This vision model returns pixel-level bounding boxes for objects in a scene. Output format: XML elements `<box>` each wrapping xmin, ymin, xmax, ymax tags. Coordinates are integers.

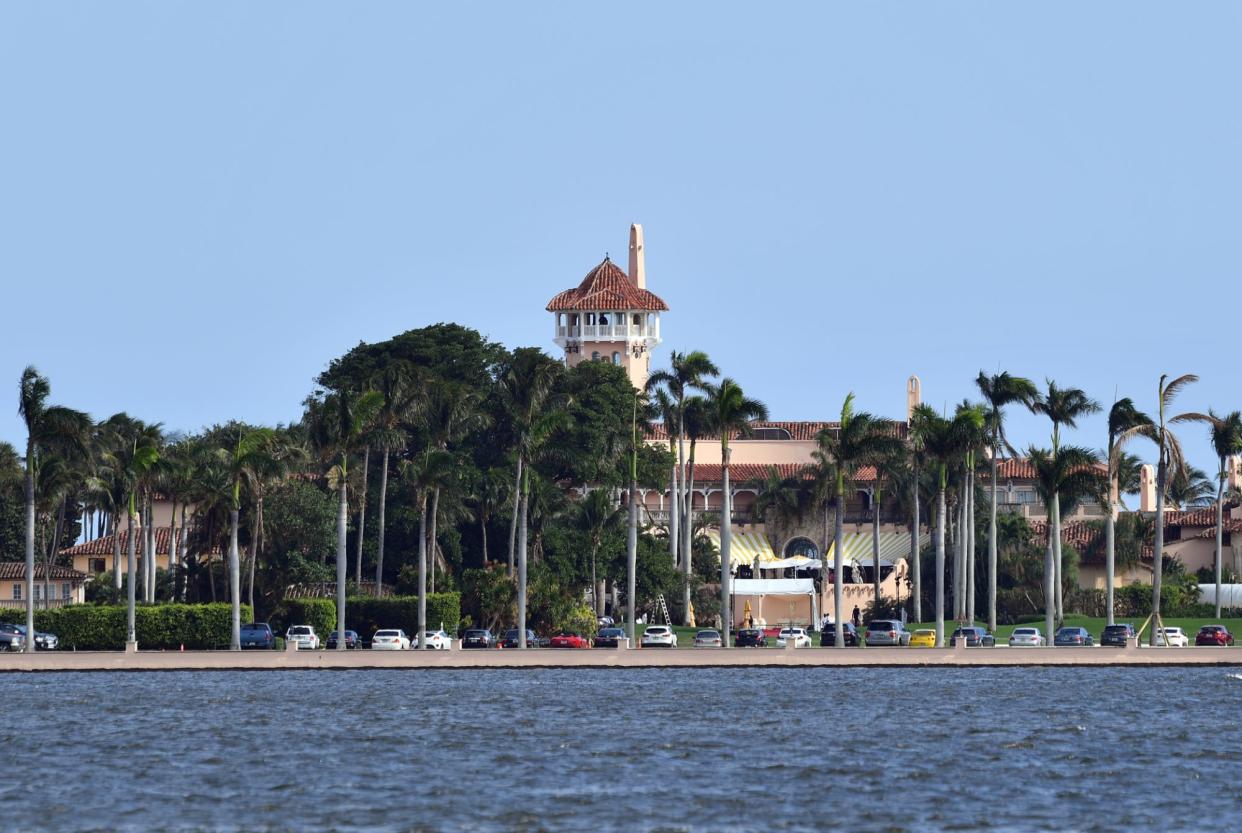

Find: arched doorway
<box><xmin>784</xmin><ymin>537</ymin><xmax>818</xmax><ymax>560</ymax></box>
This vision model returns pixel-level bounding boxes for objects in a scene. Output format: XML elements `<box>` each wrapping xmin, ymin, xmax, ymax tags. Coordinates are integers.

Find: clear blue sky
<box><xmin>2</xmin><ymin>3</ymin><xmax>1238</xmax><ymax>474</ymax></box>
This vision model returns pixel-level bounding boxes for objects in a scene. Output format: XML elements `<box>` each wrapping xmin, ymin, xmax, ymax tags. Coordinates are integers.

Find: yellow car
<box><xmin>908</xmin><ymin>629</ymin><xmax>937</xmax><ymax>648</ymax></box>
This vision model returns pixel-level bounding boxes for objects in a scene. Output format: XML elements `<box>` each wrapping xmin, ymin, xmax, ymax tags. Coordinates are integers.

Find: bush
<box><xmin>344</xmin><ymin>594</ymin><xmax>462</xmax><ymax>639</ymax></box>
<box><xmin>0</xmin><ymin>603</ymin><xmax>250</xmax><ymax>650</ymax></box>
<box><xmin>269</xmin><ymin>598</ymin><xmax>336</xmax><ymax>638</ymax></box>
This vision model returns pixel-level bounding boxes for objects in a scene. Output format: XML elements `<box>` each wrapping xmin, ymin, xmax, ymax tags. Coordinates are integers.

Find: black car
<box><xmin>501</xmin><ymin>628</ymin><xmax>539</xmax><ymax>648</ymax></box>
<box><xmin>735</xmin><ymin>628</ymin><xmax>768</xmax><ymax>647</ymax></box>
<box><xmin>593</xmin><ymin>627</ymin><xmax>627</xmax><ymax>648</ymax></box>
<box><xmin>1101</xmin><ymin>623</ymin><xmax>1135</xmax><ymax>647</ymax></box>
<box><xmin>462</xmin><ymin>628</ymin><xmax>493</xmax><ymax>649</ymax></box>
<box><xmin>239</xmin><ymin>622</ymin><xmax>276</xmax><ymax>649</ymax></box>
<box><xmin>819</xmin><ymin>622</ymin><xmax>859</xmax><ymax>647</ymax></box>
<box><xmin>950</xmin><ymin>626</ymin><xmax>996</xmax><ymax>647</ymax></box>
<box><xmin>1054</xmin><ymin>626</ymin><xmax>1095</xmax><ymax>647</ymax></box>
<box><xmin>0</xmin><ymin>623</ymin><xmax>57</xmax><ymax>650</ymax></box>
<box><xmin>325</xmin><ymin>630</ymin><xmax>360</xmax><ymax>650</ymax></box>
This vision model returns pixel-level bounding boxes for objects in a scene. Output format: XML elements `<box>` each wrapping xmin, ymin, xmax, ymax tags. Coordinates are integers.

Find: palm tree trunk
<box><xmin>506</xmin><ymin>457</ymin><xmax>522</xmax><ymax>576</ymax></box>
<box><xmin>934</xmin><ymin>481</ymin><xmax>946</xmax><ymax>646</ymax></box>
<box><xmin>872</xmin><ymin>487</ymin><xmax>881</xmax><ymax>608</ymax></box>
<box><xmin>1215</xmin><ymin>461</ymin><xmax>1225</xmax><ymax>618</ymax></box>
<box><xmin>911</xmin><ymin>473</ymin><xmax>922</xmax><ymax>624</ymax></box>
<box><xmin>179</xmin><ymin>503</ymin><xmax>190</xmax><ymax>603</ymax></box>
<box><xmin>126</xmin><ymin>506</ymin><xmax>137</xmax><ymax>645</ymax></box>
<box><xmin>966</xmin><ymin>468</ymin><xmax>976</xmax><ymax>624</ymax></box>
<box><xmin>719</xmin><ymin>446</ymin><xmax>733</xmax><ymax>647</ymax></box>
<box><xmin>1151</xmin><ymin>456</ymin><xmax>1167</xmax><ymax>645</ymax></box>
<box><xmin>833</xmin><ymin>491</ymin><xmax>845</xmax><ymax>648</ymax></box>
<box><xmin>228</xmin><ymin>507</ymin><xmax>241</xmax><ymax>650</ymax></box>
<box><xmin>518</xmin><ymin>473</ymin><xmax>530</xmax><ymax>649</ymax></box>
<box><xmin>112</xmin><ymin>517</ymin><xmax>123</xmax><ymax>591</ymax></box>
<box><xmin>335</xmin><ymin>471</ymin><xmax>348</xmax><ymax>651</ymax></box>
<box><xmin>376</xmin><ymin>451</ymin><xmax>390</xmax><ymax>595</ymax></box>
<box><xmin>480</xmin><ymin>506</ymin><xmax>490</xmax><ymax>566</ymax></box>
<box><xmin>247</xmin><ymin>496</ymin><xmax>261</xmax><ymax>612</ymax></box>
<box><xmin>355</xmin><ymin>446</ymin><xmax>369</xmax><ymax>586</ymax></box>
<box><xmin>681</xmin><ymin>452</ymin><xmax>696</xmax><ymax>625</ymax></box>
<box><xmin>627</xmin><ymin>477</ymin><xmax>638</xmax><ymax>643</ymax></box>
<box><xmin>1053</xmin><ymin>493</ymin><xmax>1064</xmax><ymax>624</ymax></box>
<box><xmin>1106</xmin><ymin>471</ymin><xmax>1117</xmax><ymax>626</ymax></box>
<box><xmin>429</xmin><ymin>487</ymin><xmax>440</xmax><ymax>595</ymax></box>
<box><xmin>417</xmin><ymin>492</ymin><xmax>428</xmax><ymax>648</ymax></box>
<box><xmin>1044</xmin><ymin>527</ymin><xmax>1055</xmax><ymax>645</ymax></box>
<box><xmin>988</xmin><ymin>449</ymin><xmax>998</xmax><ymax>632</ymax></box>
<box><xmin>668</xmin><ymin>459</ymin><xmax>679</xmax><ymax>568</ymax></box>
<box><xmin>590</xmin><ymin>541</ymin><xmax>600</xmax><ymax>617</ymax></box>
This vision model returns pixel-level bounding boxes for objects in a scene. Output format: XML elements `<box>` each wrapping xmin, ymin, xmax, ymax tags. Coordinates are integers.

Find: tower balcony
<box><xmin>554</xmin><ymin>321</ymin><xmax>660</xmax><ymax>342</ymax></box>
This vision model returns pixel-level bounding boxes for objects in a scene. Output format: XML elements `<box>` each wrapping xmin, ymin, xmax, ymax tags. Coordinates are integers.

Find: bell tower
<box><xmin>547</xmin><ymin>224</ymin><xmax>669</xmax><ymax>390</ymax></box>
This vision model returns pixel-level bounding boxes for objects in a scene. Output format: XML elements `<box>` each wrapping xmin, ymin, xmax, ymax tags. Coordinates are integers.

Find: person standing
<box><xmin>852</xmin><ymin>605</ymin><xmax>861</xmax><ymax>628</ymax></box>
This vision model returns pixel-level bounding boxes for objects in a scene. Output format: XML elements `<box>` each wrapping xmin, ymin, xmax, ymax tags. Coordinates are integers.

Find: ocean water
<box><xmin>0</xmin><ymin>668</ymin><xmax>1238</xmax><ymax>832</ymax></box>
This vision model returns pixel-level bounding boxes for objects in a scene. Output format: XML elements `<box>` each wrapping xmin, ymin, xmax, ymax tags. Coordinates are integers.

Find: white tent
<box><xmin>730</xmin><ymin>577</ymin><xmax>819</xmax><ymax>627</ymax></box>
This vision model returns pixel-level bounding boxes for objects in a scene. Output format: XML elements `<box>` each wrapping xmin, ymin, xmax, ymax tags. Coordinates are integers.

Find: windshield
<box><xmin>289</xmin><ymin>627</ymin><xmax>310</xmax><ymax>635</ymax></box>
<box><xmin>1013</xmin><ymin>629</ymin><xmax>1036</xmax><ymax>636</ymax></box>
<box><xmin>375</xmin><ymin>630</ymin><xmax>398</xmax><ymax>637</ymax></box>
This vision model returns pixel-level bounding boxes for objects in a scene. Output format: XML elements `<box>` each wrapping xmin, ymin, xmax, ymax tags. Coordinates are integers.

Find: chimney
<box><xmin>906</xmin><ymin>375</ymin><xmax>922</xmax><ymax>422</ymax></box>
<box><xmin>1139</xmin><ymin>464</ymin><xmax>1157</xmax><ymax>512</ymax></box>
<box><xmin>628</xmin><ymin>223</ymin><xmax>645</xmax><ymax>289</ymax></box>
<box><xmin>1229</xmin><ymin>454</ymin><xmax>1242</xmax><ymax>493</ymax></box>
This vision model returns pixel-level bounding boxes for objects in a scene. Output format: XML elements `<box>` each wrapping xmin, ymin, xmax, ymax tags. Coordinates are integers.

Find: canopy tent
<box><xmin>754</xmin><ymin>555</ymin><xmax>822</xmax><ymax>571</ymax></box>
<box><xmin>705</xmin><ymin>530</ymin><xmax>777</xmax><ymax>566</ymax></box>
<box><xmin>730</xmin><ymin>577</ymin><xmax>819</xmax><ymax>628</ymax></box>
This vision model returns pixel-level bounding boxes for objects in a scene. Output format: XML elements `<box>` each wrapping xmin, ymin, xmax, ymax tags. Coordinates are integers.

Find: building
<box><xmin>0</xmin><ymin>563</ymin><xmax>88</xmax><ymax>609</ymax></box>
<box><xmin>60</xmin><ymin>527</ymin><xmax>187</xmax><ymax>577</ymax></box>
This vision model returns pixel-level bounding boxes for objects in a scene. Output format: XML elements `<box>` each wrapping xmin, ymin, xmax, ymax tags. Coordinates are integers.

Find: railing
<box><xmin>555</xmin><ymin>324</ymin><xmax>656</xmax><ymax>341</ymax></box>
<box><xmin>0</xmin><ymin>599</ymin><xmax>75</xmax><ymax>610</ymax></box>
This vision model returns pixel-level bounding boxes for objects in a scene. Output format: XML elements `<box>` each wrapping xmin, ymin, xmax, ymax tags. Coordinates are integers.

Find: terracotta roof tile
<box><xmin>60</xmin><ymin>528</ymin><xmax>221</xmax><ymax>557</ymax></box>
<box><xmin>1165</xmin><ymin>506</ymin><xmax>1221</xmax><ymax>527</ymax></box>
<box><xmin>546</xmin><ymin>258</ymin><xmax>668</xmax><ymax>312</ymax></box>
<box><xmin>0</xmin><ymin>562</ymin><xmax>88</xmax><ymax>581</ymax></box>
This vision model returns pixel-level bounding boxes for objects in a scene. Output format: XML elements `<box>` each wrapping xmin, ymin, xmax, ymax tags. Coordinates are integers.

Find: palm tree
<box><xmin>1165</xmin><ymin>465</ymin><xmax>1215</xmax><ymax>509</ymax></box>
<box><xmin>1114</xmin><ymin>451</ymin><xmax>1144</xmax><ymax>507</ymax></box>
<box><xmin>1032</xmin><ymin>381</ymin><xmax>1100</xmax><ymax>624</ymax></box>
<box><xmin>575</xmin><ymin>489</ymin><xmax>625</xmax><ymax>616</ymax></box>
<box><xmin>309</xmin><ymin>388</ymin><xmax>383</xmax><ymax>650</ymax></box>
<box><xmin>814</xmin><ymin>395</ymin><xmax>901</xmax><ymax>648</ymax></box>
<box><xmin>678</xmin><ymin>395</ymin><xmax>711</xmax><ymax>624</ymax></box>
<box><xmin>650</xmin><ymin>388</ymin><xmax>679</xmax><ymax>567</ymax></box>
<box><xmin>106</xmin><ymin>417</ymin><xmax>161</xmax><ymax>644</ymax></box>
<box><xmin>705</xmin><ymin>378</ymin><xmax>768</xmax><ymax>647</ymax></box>
<box><xmin>218</xmin><ymin>424</ymin><xmax>276</xmax><ymax>649</ymax></box>
<box><xmin>1104</xmin><ymin>399</ymin><xmax>1152</xmax><ymax>625</ymax></box>
<box><xmin>403</xmin><ymin>448</ymin><xmax>456</xmax><ymax>647</ymax></box>
<box><xmin>870</xmin><ymin>447</ymin><xmax>908</xmax><ymax>608</ymax></box>
<box><xmin>951</xmin><ymin>402</ymin><xmax>988</xmax><ymax>624</ymax></box>
<box><xmin>1208</xmin><ymin>411</ymin><xmax>1242</xmax><ymax>617</ymax></box>
<box><xmin>976</xmin><ymin>372</ymin><xmax>1039</xmax><ymax>631</ymax></box>
<box><xmin>422</xmin><ymin>381</ymin><xmax>484</xmax><ymax>597</ymax></box>
<box><xmin>1028</xmin><ymin>446</ymin><xmax>1105</xmax><ymax>642</ymax></box>
<box><xmin>1122</xmin><ymin>374</ymin><xmax>1209</xmax><ymax>644</ymax></box>
<box><xmin>370</xmin><ymin>362</ymin><xmax>421</xmax><ymax>595</ymax></box>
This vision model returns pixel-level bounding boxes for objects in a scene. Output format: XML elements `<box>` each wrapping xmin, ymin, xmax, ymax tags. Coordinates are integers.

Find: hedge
<box><xmin>344</xmin><ymin>594</ymin><xmax>461</xmax><ymax>639</ymax></box>
<box><xmin>268</xmin><ymin>598</ymin><xmax>336</xmax><ymax>639</ymax></box>
<box><xmin>0</xmin><ymin>604</ymin><xmax>251</xmax><ymax>650</ymax></box>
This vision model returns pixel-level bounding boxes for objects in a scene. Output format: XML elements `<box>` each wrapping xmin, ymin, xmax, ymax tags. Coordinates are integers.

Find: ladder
<box><xmin>655</xmin><ymin>593</ymin><xmax>672</xmax><ymax>626</ymax></box>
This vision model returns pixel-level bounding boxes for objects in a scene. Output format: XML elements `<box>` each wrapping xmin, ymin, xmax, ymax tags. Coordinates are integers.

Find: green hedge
<box><xmin>269</xmin><ymin>598</ymin><xmax>336</xmax><ymax>639</ymax></box>
<box><xmin>344</xmin><ymin>594</ymin><xmax>461</xmax><ymax>639</ymax></box>
<box><xmin>0</xmin><ymin>604</ymin><xmax>251</xmax><ymax>650</ymax></box>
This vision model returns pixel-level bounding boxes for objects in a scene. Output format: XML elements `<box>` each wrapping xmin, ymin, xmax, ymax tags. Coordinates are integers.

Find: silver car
<box><xmin>1008</xmin><ymin>626</ymin><xmax>1046</xmax><ymax>647</ymax></box>
<box><xmin>864</xmin><ymin>620</ymin><xmax>911</xmax><ymax>646</ymax></box>
<box><xmin>693</xmin><ymin>629</ymin><xmax>722</xmax><ymax>648</ymax></box>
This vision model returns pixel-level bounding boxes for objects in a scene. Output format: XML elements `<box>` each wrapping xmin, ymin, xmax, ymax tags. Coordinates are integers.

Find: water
<box><xmin>1</xmin><ymin>668</ymin><xmax>1239</xmax><ymax>832</ymax></box>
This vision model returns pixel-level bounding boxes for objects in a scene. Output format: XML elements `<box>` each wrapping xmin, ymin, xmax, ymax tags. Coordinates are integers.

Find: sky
<box><xmin>2</xmin><ymin>2</ymin><xmax>1239</xmax><ymax>475</ymax></box>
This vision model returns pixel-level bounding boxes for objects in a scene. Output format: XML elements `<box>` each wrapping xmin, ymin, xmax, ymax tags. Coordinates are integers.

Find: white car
<box><xmin>640</xmin><ymin>625</ymin><xmax>678</xmax><ymax>648</ymax></box>
<box><xmin>372</xmin><ymin>629</ymin><xmax>411</xmax><ymax>650</ymax></box>
<box><xmin>417</xmin><ymin>630</ymin><xmax>451</xmax><ymax>650</ymax></box>
<box><xmin>285</xmin><ymin>625</ymin><xmax>319</xmax><ymax>650</ymax></box>
<box><xmin>776</xmin><ymin>627</ymin><xmax>811</xmax><ymax>648</ymax></box>
<box><xmin>1155</xmin><ymin>626</ymin><xmax>1189</xmax><ymax>647</ymax></box>
<box><xmin>1008</xmin><ymin>627</ymin><xmax>1046</xmax><ymax>647</ymax></box>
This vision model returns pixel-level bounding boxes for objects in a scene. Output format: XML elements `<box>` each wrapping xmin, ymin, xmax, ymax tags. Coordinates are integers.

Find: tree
<box><xmin>1032</xmin><ymin>381</ymin><xmax>1100</xmax><ymax>624</ymax></box>
<box><xmin>678</xmin><ymin>395</ymin><xmax>711</xmax><ymax>624</ymax></box>
<box><xmin>705</xmin><ymin>378</ymin><xmax>767</xmax><ymax>647</ymax></box>
<box><xmin>369</xmin><ymin>361</ymin><xmax>422</xmax><ymax>595</ymax></box>
<box><xmin>1207</xmin><ymin>410</ymin><xmax>1242</xmax><ymax>617</ymax></box>
<box><xmin>574</xmin><ymin>488</ymin><xmax>625</xmax><ymax>616</ymax></box>
<box><xmin>1104</xmin><ymin>399</ymin><xmax>1152</xmax><ymax>625</ymax></box>
<box><xmin>976</xmin><ymin>371</ymin><xmax>1039</xmax><ymax>632</ymax></box>
<box><xmin>18</xmin><ymin>367</ymin><xmax>89</xmax><ymax>652</ymax></box>
<box><xmin>216</xmin><ymin>424</ymin><xmax>276</xmax><ymax>650</ymax></box>
<box><xmin>1165</xmin><ymin>465</ymin><xmax>1215</xmax><ymax>509</ymax></box>
<box><xmin>869</xmin><ymin>446</ymin><xmax>908</xmax><ymax>608</ymax></box>
<box><xmin>813</xmin><ymin>394</ymin><xmax>900</xmax><ymax>647</ymax></box>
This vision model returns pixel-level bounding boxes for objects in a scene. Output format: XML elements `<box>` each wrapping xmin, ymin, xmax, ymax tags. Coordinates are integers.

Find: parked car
<box><xmin>864</xmin><ymin>619</ymin><xmax>911</xmax><ymax>646</ymax></box>
<box><xmin>418</xmin><ymin>629</ymin><xmax>452</xmax><ymax>650</ymax></box>
<box><xmin>736</xmin><ymin>628</ymin><xmax>768</xmax><ymax>647</ymax></box>
<box><xmin>285</xmin><ymin>625</ymin><xmax>319</xmax><ymax>650</ymax></box>
<box><xmin>1101</xmin><ymin>623</ymin><xmax>1136</xmax><ymax>647</ymax></box>
<box><xmin>1195</xmin><ymin>625</ymin><xmax>1236</xmax><ymax>646</ymax></box>
<box><xmin>501</xmin><ymin>628</ymin><xmax>538</xmax><ymax>649</ymax></box>
<box><xmin>461</xmin><ymin>629</ymin><xmax>493</xmax><ymax>649</ymax></box>
<box><xmin>0</xmin><ymin>625</ymin><xmax>25</xmax><ymax>652</ymax></box>
<box><xmin>776</xmin><ymin>627</ymin><xmax>811</xmax><ymax>648</ymax></box>
<box><xmin>640</xmin><ymin>625</ymin><xmax>677</xmax><ymax>648</ymax></box>
<box><xmin>1155</xmin><ymin>626</ymin><xmax>1189</xmax><ymax>647</ymax></box>
<box><xmin>549</xmin><ymin>630</ymin><xmax>591</xmax><ymax>649</ymax></box>
<box><xmin>1054</xmin><ymin>626</ymin><xmax>1094</xmax><ymax>647</ymax></box>
<box><xmin>597</xmin><ymin>616</ymin><xmax>615</xmax><ymax>627</ymax></box>
<box><xmin>950</xmin><ymin>626</ymin><xmax>995</xmax><ymax>647</ymax></box>
<box><xmin>372</xmin><ymin>629</ymin><xmax>411</xmax><ymax>650</ymax></box>
<box><xmin>909</xmin><ymin>629</ymin><xmax>937</xmax><ymax>648</ymax></box>
<box><xmin>239</xmin><ymin>622</ymin><xmax>276</xmax><ymax>649</ymax></box>
<box><xmin>1008</xmin><ymin>627</ymin><xmax>1046</xmax><ymax>647</ymax></box>
<box><xmin>326</xmin><ymin>630</ymin><xmax>360</xmax><ymax>650</ymax></box>
<box><xmin>2</xmin><ymin>623</ymin><xmax>57</xmax><ymax>651</ymax></box>
<box><xmin>819</xmin><ymin>622</ymin><xmax>859</xmax><ymax>647</ymax></box>
<box><xmin>593</xmin><ymin>627</ymin><xmax>627</xmax><ymax>647</ymax></box>
<box><xmin>693</xmin><ymin>629</ymin><xmax>723</xmax><ymax>648</ymax></box>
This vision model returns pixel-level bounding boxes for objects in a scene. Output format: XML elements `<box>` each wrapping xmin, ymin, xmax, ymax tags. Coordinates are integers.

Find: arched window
<box><xmin>784</xmin><ymin>537</ymin><xmax>819</xmax><ymax>560</ymax></box>
<box><xmin>591</xmin><ymin>351</ymin><xmax>600</xmax><ymax>361</ymax></box>
<box><xmin>612</xmin><ymin>352</ymin><xmax>621</xmax><ymax>365</ymax></box>
<box><xmin>750</xmin><ymin>427</ymin><xmax>792</xmax><ymax>440</ymax></box>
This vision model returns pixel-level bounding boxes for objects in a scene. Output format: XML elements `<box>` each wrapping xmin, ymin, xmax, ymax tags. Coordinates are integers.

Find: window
<box><xmin>62</xmin><ymin>583</ymin><xmax>71</xmax><ymax>600</ymax></box>
<box><xmin>90</xmin><ymin>559</ymin><xmax>106</xmax><ymax>573</ymax></box>
<box><xmin>599</xmin><ymin>314</ymin><xmax>609</xmax><ymax>325</ymax></box>
<box><xmin>750</xmin><ymin>427</ymin><xmax>792</xmax><ymax>440</ymax></box>
<box><xmin>12</xmin><ymin>584</ymin><xmax>20</xmax><ymax>601</ymax></box>
<box><xmin>612</xmin><ymin>352</ymin><xmax>621</xmax><ymax>365</ymax></box>
<box><xmin>632</xmin><ymin>313</ymin><xmax>642</xmax><ymax>326</ymax></box>
<box><xmin>591</xmin><ymin>351</ymin><xmax>600</xmax><ymax>361</ymax></box>
<box><xmin>784</xmin><ymin>537</ymin><xmax>819</xmax><ymax>560</ymax></box>
<box><xmin>33</xmin><ymin>584</ymin><xmax>41</xmax><ymax>601</ymax></box>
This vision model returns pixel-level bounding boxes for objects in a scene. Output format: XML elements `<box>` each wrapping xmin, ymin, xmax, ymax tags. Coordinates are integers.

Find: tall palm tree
<box><xmin>1165</xmin><ymin>465</ymin><xmax>1215</xmax><ymax>509</ymax></box>
<box><xmin>976</xmin><ymin>372</ymin><xmax>1039</xmax><ymax>631</ymax></box>
<box><xmin>106</xmin><ymin>417</ymin><xmax>160</xmax><ymax>644</ymax></box>
<box><xmin>1028</xmin><ymin>446</ymin><xmax>1105</xmax><ymax>642</ymax></box>
<box><xmin>219</xmin><ymin>424</ymin><xmax>276</xmax><ymax>649</ymax></box>
<box><xmin>402</xmin><ymin>448</ymin><xmax>456</xmax><ymax>647</ymax></box>
<box><xmin>575</xmin><ymin>488</ymin><xmax>625</xmax><ymax>616</ymax></box>
<box><xmin>814</xmin><ymin>395</ymin><xmax>901</xmax><ymax>648</ymax></box>
<box><xmin>1104</xmin><ymin>398</ymin><xmax>1152</xmax><ymax>625</ymax></box>
<box><xmin>705</xmin><ymin>378</ymin><xmax>767</xmax><ymax>648</ymax></box>
<box><xmin>309</xmin><ymin>388</ymin><xmax>383</xmax><ymax>651</ymax></box>
<box><xmin>1122</xmin><ymin>374</ymin><xmax>1209</xmax><ymax>644</ymax></box>
<box><xmin>422</xmin><ymin>381</ymin><xmax>484</xmax><ymax>596</ymax></box>
<box><xmin>951</xmin><ymin>402</ymin><xmax>987</xmax><ymax>624</ymax></box>
<box><xmin>1207</xmin><ymin>410</ymin><xmax>1242</xmax><ymax>617</ymax></box>
<box><xmin>678</xmin><ymin>395</ymin><xmax>711</xmax><ymax>624</ymax></box>
<box><xmin>869</xmin><ymin>447</ymin><xmax>908</xmax><ymax>607</ymax></box>
<box><xmin>650</xmin><ymin>387</ymin><xmax>679</xmax><ymax>567</ymax></box>
<box><xmin>18</xmin><ymin>367</ymin><xmax>89</xmax><ymax>652</ymax></box>
<box><xmin>370</xmin><ymin>362</ymin><xmax>421</xmax><ymax>595</ymax></box>
<box><xmin>1032</xmin><ymin>381</ymin><xmax>1100</xmax><ymax>624</ymax></box>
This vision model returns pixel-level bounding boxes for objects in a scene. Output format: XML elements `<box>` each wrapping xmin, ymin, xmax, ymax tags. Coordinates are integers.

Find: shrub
<box><xmin>269</xmin><ymin>598</ymin><xmax>336</xmax><ymax>638</ymax></box>
<box><xmin>344</xmin><ymin>594</ymin><xmax>462</xmax><ymax>639</ymax></box>
<box><xmin>0</xmin><ymin>603</ymin><xmax>250</xmax><ymax>650</ymax></box>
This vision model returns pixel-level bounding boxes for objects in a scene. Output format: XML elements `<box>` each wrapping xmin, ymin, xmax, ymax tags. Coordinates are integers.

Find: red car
<box><xmin>1194</xmin><ymin>625</ymin><xmax>1235</xmax><ymax>646</ymax></box>
<box><xmin>548</xmin><ymin>630</ymin><xmax>591</xmax><ymax>649</ymax></box>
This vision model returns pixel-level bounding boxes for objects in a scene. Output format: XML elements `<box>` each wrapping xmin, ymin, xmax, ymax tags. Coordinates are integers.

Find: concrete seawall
<box><xmin>3</xmin><ymin>645</ymin><xmax>1240</xmax><ymax>672</ymax></box>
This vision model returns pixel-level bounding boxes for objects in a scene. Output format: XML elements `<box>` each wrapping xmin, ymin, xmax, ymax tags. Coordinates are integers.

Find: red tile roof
<box><xmin>982</xmin><ymin>458</ymin><xmax>1108</xmax><ymax>480</ymax></box>
<box><xmin>1191</xmin><ymin>519</ymin><xmax>1242</xmax><ymax>539</ymax></box>
<box><xmin>60</xmin><ymin>527</ymin><xmax>222</xmax><ymax>557</ymax></box>
<box><xmin>646</xmin><ymin>420</ymin><xmax>907</xmax><ymax>442</ymax></box>
<box><xmin>1165</xmin><ymin>506</ymin><xmax>1222</xmax><ymax>527</ymax></box>
<box><xmin>546</xmin><ymin>258</ymin><xmax>669</xmax><ymax>312</ymax></box>
<box><xmin>0</xmin><ymin>562</ymin><xmax>88</xmax><ymax>581</ymax></box>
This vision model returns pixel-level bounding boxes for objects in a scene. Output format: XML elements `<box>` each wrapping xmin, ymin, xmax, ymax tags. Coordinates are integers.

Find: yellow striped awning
<box><xmin>705</xmin><ymin>530</ymin><xmax>776</xmax><ymax>566</ymax></box>
<box><xmin>825</xmin><ymin>530</ymin><xmax>930</xmax><ymax>566</ymax></box>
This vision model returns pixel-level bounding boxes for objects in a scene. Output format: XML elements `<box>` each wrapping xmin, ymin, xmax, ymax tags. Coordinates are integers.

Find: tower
<box><xmin>547</xmin><ymin>224</ymin><xmax>668</xmax><ymax>389</ymax></box>
<box><xmin>906</xmin><ymin>375</ymin><xmax>922</xmax><ymax>421</ymax></box>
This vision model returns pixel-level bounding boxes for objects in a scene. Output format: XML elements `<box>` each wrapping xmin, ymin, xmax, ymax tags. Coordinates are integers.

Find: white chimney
<box><xmin>906</xmin><ymin>375</ymin><xmax>922</xmax><ymax>422</ymax></box>
<box><xmin>628</xmin><ymin>223</ymin><xmax>645</xmax><ymax>289</ymax></box>
<box><xmin>1139</xmin><ymin>464</ymin><xmax>1157</xmax><ymax>513</ymax></box>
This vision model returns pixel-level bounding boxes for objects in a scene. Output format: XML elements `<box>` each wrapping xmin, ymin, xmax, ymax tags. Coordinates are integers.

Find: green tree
<box><xmin>1207</xmin><ymin>410</ymin><xmax>1242</xmax><ymax>616</ymax></box>
<box><xmin>1104</xmin><ymin>398</ymin><xmax>1152</xmax><ymax>624</ymax></box>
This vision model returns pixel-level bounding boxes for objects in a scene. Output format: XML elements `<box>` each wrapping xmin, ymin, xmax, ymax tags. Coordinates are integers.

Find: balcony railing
<box><xmin>555</xmin><ymin>322</ymin><xmax>659</xmax><ymax>341</ymax></box>
<box><xmin>0</xmin><ymin>598</ymin><xmax>75</xmax><ymax>609</ymax></box>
